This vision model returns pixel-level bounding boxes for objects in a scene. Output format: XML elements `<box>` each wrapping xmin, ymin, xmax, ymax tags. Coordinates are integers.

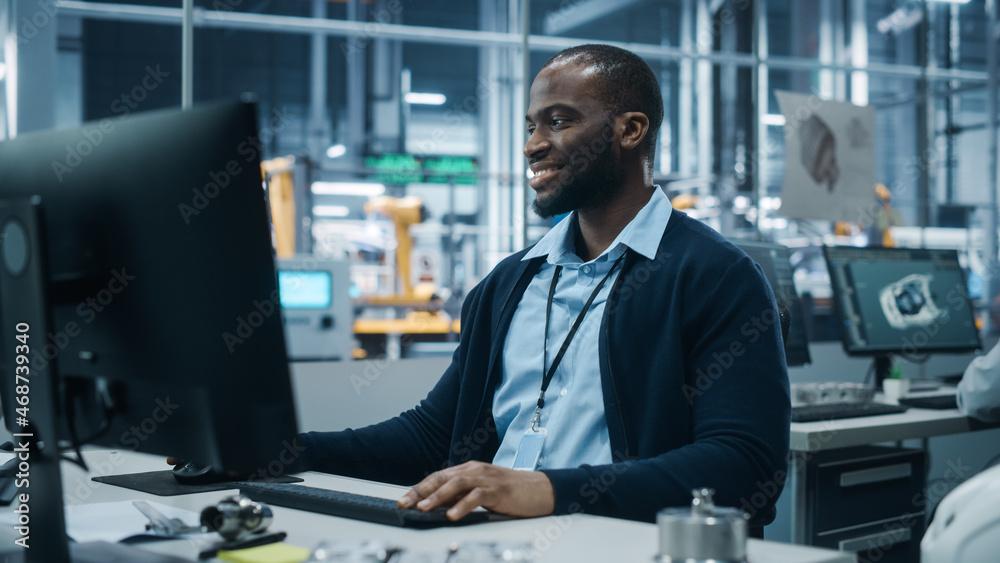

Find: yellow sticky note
<box><xmin>217</xmin><ymin>542</ymin><xmax>311</xmax><ymax>563</ymax></box>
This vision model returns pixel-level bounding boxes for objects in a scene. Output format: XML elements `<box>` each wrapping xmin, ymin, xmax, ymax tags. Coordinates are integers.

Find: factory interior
<box><xmin>3</xmin><ymin>1</ymin><xmax>1000</xmax><ymax>562</ymax></box>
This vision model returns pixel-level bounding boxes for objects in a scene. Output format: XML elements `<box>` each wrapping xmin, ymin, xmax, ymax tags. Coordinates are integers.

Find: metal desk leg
<box><xmin>790</xmin><ymin>451</ymin><xmax>809</xmax><ymax>544</ymax></box>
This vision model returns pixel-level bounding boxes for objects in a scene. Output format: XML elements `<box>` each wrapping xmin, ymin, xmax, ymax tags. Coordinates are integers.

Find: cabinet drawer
<box><xmin>808</xmin><ymin>445</ymin><xmax>925</xmax><ymax>533</ymax></box>
<box><xmin>815</xmin><ymin>513</ymin><xmax>924</xmax><ymax>563</ymax></box>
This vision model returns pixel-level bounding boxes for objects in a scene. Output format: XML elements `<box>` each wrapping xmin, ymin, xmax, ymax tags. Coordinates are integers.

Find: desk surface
<box><xmin>790</xmin><ymin>404</ymin><xmax>998</xmax><ymax>452</ymax></box>
<box><xmin>4</xmin><ymin>449</ymin><xmax>856</xmax><ymax>563</ymax></box>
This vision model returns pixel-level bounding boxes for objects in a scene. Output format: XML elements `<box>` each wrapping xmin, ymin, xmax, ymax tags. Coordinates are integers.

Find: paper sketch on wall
<box><xmin>776</xmin><ymin>91</ymin><xmax>875</xmax><ymax>223</ymax></box>
<box><xmin>799</xmin><ymin>115</ymin><xmax>838</xmax><ymax>191</ymax></box>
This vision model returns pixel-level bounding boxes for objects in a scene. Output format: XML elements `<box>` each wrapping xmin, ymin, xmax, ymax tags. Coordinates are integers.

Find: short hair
<box><xmin>543</xmin><ymin>44</ymin><xmax>664</xmax><ymax>167</ymax></box>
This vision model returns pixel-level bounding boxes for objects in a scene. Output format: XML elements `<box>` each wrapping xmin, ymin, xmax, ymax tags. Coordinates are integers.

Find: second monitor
<box><xmin>734</xmin><ymin>240</ymin><xmax>811</xmax><ymax>367</ymax></box>
<box><xmin>824</xmin><ymin>246</ymin><xmax>981</xmax><ymax>384</ymax></box>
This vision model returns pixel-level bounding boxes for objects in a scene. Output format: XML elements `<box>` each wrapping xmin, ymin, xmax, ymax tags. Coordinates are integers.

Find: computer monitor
<box><xmin>0</xmin><ymin>100</ymin><xmax>298</xmax><ymax>562</ymax></box>
<box><xmin>279</xmin><ymin>270</ymin><xmax>334</xmax><ymax>309</ymax></box>
<box><xmin>734</xmin><ymin>240</ymin><xmax>811</xmax><ymax>367</ymax></box>
<box><xmin>277</xmin><ymin>257</ymin><xmax>354</xmax><ymax>361</ymax></box>
<box><xmin>823</xmin><ymin>246</ymin><xmax>981</xmax><ymax>384</ymax></box>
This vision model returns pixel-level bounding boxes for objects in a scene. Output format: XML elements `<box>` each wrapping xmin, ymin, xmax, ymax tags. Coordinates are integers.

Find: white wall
<box><xmin>291</xmin><ymin>356</ymin><xmax>450</xmax><ymax>432</ymax></box>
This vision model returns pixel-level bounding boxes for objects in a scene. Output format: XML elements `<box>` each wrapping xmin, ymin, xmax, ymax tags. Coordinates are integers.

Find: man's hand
<box><xmin>398</xmin><ymin>461</ymin><xmax>555</xmax><ymax>521</ymax></box>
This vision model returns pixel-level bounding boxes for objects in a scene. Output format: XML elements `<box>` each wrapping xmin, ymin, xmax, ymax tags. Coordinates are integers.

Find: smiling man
<box><xmin>294</xmin><ymin>44</ymin><xmax>790</xmax><ymax>529</ymax></box>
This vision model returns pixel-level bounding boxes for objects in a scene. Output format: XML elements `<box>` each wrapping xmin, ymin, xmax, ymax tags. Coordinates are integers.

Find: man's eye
<box><xmin>526</xmin><ymin>127</ymin><xmax>536</xmax><ymax>136</ymax></box>
<box><xmin>551</xmin><ymin>119</ymin><xmax>566</xmax><ymax>127</ymax></box>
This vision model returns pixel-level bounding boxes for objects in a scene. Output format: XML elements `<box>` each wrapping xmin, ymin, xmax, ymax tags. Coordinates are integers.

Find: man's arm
<box><xmin>291</xmin><ymin>283</ymin><xmax>490</xmax><ymax>485</ymax></box>
<box><xmin>293</xmin><ymin>368</ymin><xmax>458</xmax><ymax>483</ymax></box>
<box><xmin>958</xmin><ymin>343</ymin><xmax>1000</xmax><ymax>423</ymax></box>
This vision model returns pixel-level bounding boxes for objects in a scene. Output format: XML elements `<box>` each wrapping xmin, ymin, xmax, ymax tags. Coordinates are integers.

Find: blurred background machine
<box><xmin>354</xmin><ymin>195</ymin><xmax>456</xmax><ymax>359</ymax></box>
<box><xmin>262</xmin><ymin>156</ymin><xmax>300</xmax><ymax>259</ymax></box>
<box><xmin>361</xmin><ymin>195</ymin><xmax>433</xmax><ymax>305</ymax></box>
<box><xmin>277</xmin><ymin>257</ymin><xmax>354</xmax><ymax>361</ymax></box>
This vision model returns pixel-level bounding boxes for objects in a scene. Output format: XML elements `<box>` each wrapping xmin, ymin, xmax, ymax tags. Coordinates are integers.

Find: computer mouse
<box><xmin>172</xmin><ymin>460</ymin><xmax>229</xmax><ymax>486</ymax></box>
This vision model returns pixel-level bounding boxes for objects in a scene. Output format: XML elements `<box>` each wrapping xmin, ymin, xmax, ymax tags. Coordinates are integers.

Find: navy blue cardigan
<box><xmin>296</xmin><ymin>211</ymin><xmax>791</xmax><ymax>523</ymax></box>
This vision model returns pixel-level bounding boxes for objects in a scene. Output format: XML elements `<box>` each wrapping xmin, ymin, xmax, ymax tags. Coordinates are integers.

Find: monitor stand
<box><xmin>0</xmin><ymin>198</ymin><xmax>182</xmax><ymax>563</ymax></box>
<box><xmin>872</xmin><ymin>355</ymin><xmax>893</xmax><ymax>391</ymax></box>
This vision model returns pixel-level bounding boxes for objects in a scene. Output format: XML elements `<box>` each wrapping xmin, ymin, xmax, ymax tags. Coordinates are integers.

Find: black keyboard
<box><xmin>791</xmin><ymin>402</ymin><xmax>909</xmax><ymax>423</ymax></box>
<box><xmin>899</xmin><ymin>394</ymin><xmax>958</xmax><ymax>410</ymax></box>
<box><xmin>234</xmin><ymin>481</ymin><xmax>490</xmax><ymax>528</ymax></box>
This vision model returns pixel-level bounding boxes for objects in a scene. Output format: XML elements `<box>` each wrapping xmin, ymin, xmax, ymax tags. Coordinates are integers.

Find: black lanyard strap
<box><xmin>537</xmin><ymin>251</ymin><xmax>626</xmax><ymax>416</ymax></box>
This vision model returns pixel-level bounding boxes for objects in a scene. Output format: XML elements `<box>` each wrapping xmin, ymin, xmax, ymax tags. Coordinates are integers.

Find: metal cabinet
<box><xmin>804</xmin><ymin>445</ymin><xmax>926</xmax><ymax>563</ymax></box>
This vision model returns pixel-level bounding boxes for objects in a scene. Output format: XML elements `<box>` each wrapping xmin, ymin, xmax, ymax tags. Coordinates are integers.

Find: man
<box><xmin>297</xmin><ymin>44</ymin><xmax>790</xmax><ymax>525</ymax></box>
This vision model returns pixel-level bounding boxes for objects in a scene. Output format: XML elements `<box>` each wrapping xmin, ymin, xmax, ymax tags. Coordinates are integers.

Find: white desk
<box><xmin>788</xmin><ymin>404</ymin><xmax>1000</xmax><ymax>544</ymax></box>
<box><xmin>4</xmin><ymin>449</ymin><xmax>854</xmax><ymax>563</ymax></box>
<box><xmin>790</xmin><ymin>404</ymin><xmax>996</xmax><ymax>453</ymax></box>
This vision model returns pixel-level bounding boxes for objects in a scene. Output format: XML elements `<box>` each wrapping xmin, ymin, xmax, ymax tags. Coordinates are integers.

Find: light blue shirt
<box><xmin>493</xmin><ymin>187</ymin><xmax>673</xmax><ymax>470</ymax></box>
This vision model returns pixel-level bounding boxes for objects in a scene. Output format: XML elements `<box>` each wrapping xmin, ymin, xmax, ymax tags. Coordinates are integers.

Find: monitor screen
<box><xmin>823</xmin><ymin>246</ymin><xmax>981</xmax><ymax>356</ymax></box>
<box><xmin>278</xmin><ymin>270</ymin><xmax>333</xmax><ymax>308</ymax></box>
<box><xmin>735</xmin><ymin>240</ymin><xmax>811</xmax><ymax>367</ymax></box>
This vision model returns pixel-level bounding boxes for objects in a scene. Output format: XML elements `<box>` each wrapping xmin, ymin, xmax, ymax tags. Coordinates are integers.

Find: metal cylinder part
<box><xmin>656</xmin><ymin>488</ymin><xmax>748</xmax><ymax>563</ymax></box>
<box><xmin>201</xmin><ymin>494</ymin><xmax>273</xmax><ymax>542</ymax></box>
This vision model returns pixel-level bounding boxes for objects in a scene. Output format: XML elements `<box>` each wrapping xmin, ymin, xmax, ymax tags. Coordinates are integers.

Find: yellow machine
<box><xmin>354</xmin><ymin>195</ymin><xmax>454</xmax><ymax>342</ymax></box>
<box><xmin>361</xmin><ymin>195</ymin><xmax>440</xmax><ymax>306</ymax></box>
<box><xmin>261</xmin><ymin>157</ymin><xmax>297</xmax><ymax>258</ymax></box>
<box><xmin>874</xmin><ymin>183</ymin><xmax>903</xmax><ymax>247</ymax></box>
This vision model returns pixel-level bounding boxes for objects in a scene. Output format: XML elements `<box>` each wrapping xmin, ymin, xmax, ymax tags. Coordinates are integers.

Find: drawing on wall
<box><xmin>776</xmin><ymin>91</ymin><xmax>875</xmax><ymax>223</ymax></box>
<box><xmin>798</xmin><ymin>115</ymin><xmax>839</xmax><ymax>192</ymax></box>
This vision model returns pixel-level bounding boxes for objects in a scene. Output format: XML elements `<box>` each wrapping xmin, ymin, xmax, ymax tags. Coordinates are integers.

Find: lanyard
<box><xmin>530</xmin><ymin>252</ymin><xmax>626</xmax><ymax>431</ymax></box>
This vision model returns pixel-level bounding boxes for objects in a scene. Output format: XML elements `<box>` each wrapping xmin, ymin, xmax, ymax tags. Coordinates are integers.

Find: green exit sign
<box><xmin>365</xmin><ymin>154</ymin><xmax>423</xmax><ymax>184</ymax></box>
<box><xmin>424</xmin><ymin>157</ymin><xmax>478</xmax><ymax>185</ymax></box>
<box><xmin>365</xmin><ymin>154</ymin><xmax>479</xmax><ymax>185</ymax></box>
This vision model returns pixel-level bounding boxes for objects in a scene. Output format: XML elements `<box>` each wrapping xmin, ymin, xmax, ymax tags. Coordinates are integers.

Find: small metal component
<box><xmin>133</xmin><ymin>500</ymin><xmax>203</xmax><ymax>536</ymax></box>
<box><xmin>200</xmin><ymin>494</ymin><xmax>273</xmax><ymax>542</ymax></box>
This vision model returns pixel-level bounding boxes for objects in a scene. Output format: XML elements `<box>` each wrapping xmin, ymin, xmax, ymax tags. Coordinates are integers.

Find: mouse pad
<box><xmin>92</xmin><ymin>470</ymin><xmax>303</xmax><ymax>496</ymax></box>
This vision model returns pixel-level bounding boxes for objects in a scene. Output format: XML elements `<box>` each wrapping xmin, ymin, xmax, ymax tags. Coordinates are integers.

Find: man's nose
<box><xmin>524</xmin><ymin>130</ymin><xmax>549</xmax><ymax>160</ymax></box>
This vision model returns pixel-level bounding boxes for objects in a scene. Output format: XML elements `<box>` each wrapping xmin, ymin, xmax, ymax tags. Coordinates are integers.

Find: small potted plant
<box><xmin>882</xmin><ymin>364</ymin><xmax>909</xmax><ymax>403</ymax></box>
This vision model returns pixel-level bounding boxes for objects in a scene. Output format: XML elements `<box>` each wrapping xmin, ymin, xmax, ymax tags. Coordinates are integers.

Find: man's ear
<box><xmin>619</xmin><ymin>112</ymin><xmax>650</xmax><ymax>152</ymax></box>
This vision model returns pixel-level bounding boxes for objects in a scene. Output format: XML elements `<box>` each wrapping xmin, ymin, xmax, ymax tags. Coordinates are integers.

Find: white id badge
<box><xmin>511</xmin><ymin>428</ymin><xmax>547</xmax><ymax>471</ymax></box>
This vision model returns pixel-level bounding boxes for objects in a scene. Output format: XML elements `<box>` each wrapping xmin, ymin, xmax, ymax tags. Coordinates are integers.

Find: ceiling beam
<box><xmin>543</xmin><ymin>0</ymin><xmax>644</xmax><ymax>36</ymax></box>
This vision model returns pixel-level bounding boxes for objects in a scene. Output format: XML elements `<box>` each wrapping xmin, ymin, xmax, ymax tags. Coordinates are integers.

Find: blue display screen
<box><xmin>278</xmin><ymin>271</ymin><xmax>332</xmax><ymax>309</ymax></box>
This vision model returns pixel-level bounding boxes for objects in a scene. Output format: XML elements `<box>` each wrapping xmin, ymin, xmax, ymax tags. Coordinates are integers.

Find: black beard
<box><xmin>531</xmin><ymin>139</ymin><xmax>623</xmax><ymax>219</ymax></box>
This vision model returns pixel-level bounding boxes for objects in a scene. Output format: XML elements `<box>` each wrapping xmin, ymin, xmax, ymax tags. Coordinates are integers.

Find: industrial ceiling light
<box><xmin>326</xmin><ymin>144</ymin><xmax>346</xmax><ymax>159</ymax></box>
<box><xmin>311</xmin><ymin>182</ymin><xmax>386</xmax><ymax>196</ymax></box>
<box><xmin>761</xmin><ymin>114</ymin><xmax>786</xmax><ymax>126</ymax></box>
<box><xmin>404</xmin><ymin>92</ymin><xmax>446</xmax><ymax>105</ymax></box>
<box><xmin>313</xmin><ymin>205</ymin><xmax>351</xmax><ymax>217</ymax></box>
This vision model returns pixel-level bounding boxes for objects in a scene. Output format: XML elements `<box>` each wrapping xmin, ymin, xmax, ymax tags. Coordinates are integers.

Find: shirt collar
<box><xmin>523</xmin><ymin>186</ymin><xmax>672</xmax><ymax>264</ymax></box>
